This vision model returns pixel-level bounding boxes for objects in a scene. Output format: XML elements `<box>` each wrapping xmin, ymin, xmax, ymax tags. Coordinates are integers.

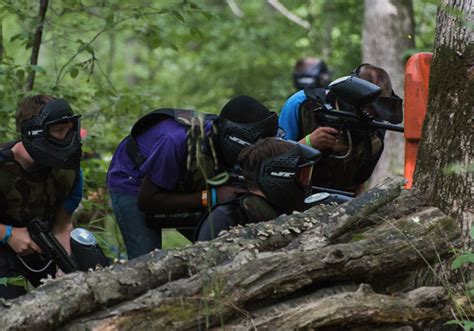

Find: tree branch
<box><xmin>26</xmin><ymin>0</ymin><xmax>49</xmax><ymax>92</ymax></box>
<box><xmin>226</xmin><ymin>0</ymin><xmax>244</xmax><ymax>18</ymax></box>
<box><xmin>267</xmin><ymin>0</ymin><xmax>310</xmax><ymax>30</ymax></box>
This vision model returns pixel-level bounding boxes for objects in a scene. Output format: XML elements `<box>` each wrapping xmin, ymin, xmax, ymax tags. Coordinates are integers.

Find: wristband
<box><xmin>0</xmin><ymin>225</ymin><xmax>13</xmax><ymax>244</ymax></box>
<box><xmin>201</xmin><ymin>190</ymin><xmax>208</xmax><ymax>207</ymax></box>
<box><xmin>305</xmin><ymin>134</ymin><xmax>313</xmax><ymax>148</ymax></box>
<box><xmin>211</xmin><ymin>188</ymin><xmax>217</xmax><ymax>207</ymax></box>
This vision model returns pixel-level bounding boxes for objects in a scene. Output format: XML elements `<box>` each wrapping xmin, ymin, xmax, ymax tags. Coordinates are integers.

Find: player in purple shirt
<box><xmin>107</xmin><ymin>96</ymin><xmax>279</xmax><ymax>259</ymax></box>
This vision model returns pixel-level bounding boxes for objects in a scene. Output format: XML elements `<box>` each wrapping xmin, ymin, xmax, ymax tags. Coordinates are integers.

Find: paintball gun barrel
<box><xmin>315</xmin><ymin>107</ymin><xmax>404</xmax><ymax>132</ymax></box>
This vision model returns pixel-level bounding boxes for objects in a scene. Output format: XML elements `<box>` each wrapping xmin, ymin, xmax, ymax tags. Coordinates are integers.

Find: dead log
<box><xmin>323</xmin><ymin>178</ymin><xmax>404</xmax><ymax>240</ymax></box>
<box><xmin>61</xmin><ymin>206</ymin><xmax>461</xmax><ymax>330</ymax></box>
<box><xmin>0</xmin><ymin>181</ymin><xmax>462</xmax><ymax>330</ymax></box>
<box><xmin>220</xmin><ymin>285</ymin><xmax>452</xmax><ymax>330</ymax></box>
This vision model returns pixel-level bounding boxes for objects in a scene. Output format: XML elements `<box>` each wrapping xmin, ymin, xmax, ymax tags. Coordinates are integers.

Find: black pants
<box><xmin>0</xmin><ymin>245</ymin><xmax>56</xmax><ymax>300</ymax></box>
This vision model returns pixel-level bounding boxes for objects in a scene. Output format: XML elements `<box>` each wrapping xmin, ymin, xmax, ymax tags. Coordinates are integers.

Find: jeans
<box><xmin>109</xmin><ymin>192</ymin><xmax>162</xmax><ymax>259</ymax></box>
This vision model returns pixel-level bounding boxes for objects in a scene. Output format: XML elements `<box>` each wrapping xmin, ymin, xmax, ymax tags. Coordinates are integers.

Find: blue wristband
<box><xmin>211</xmin><ymin>188</ymin><xmax>217</xmax><ymax>207</ymax></box>
<box><xmin>1</xmin><ymin>225</ymin><xmax>13</xmax><ymax>244</ymax></box>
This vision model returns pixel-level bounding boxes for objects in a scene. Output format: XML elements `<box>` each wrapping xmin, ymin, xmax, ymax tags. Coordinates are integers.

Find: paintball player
<box><xmin>0</xmin><ymin>95</ymin><xmax>82</xmax><ymax>299</ymax></box>
<box><xmin>279</xmin><ymin>63</ymin><xmax>403</xmax><ymax>194</ymax></box>
<box><xmin>293</xmin><ymin>57</ymin><xmax>331</xmax><ymax>90</ymax></box>
<box><xmin>106</xmin><ymin>96</ymin><xmax>279</xmax><ymax>259</ymax></box>
<box><xmin>197</xmin><ymin>137</ymin><xmax>320</xmax><ymax>241</ymax></box>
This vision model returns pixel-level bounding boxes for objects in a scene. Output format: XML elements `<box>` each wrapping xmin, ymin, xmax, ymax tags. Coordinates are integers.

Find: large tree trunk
<box><xmin>414</xmin><ymin>0</ymin><xmax>473</xmax><ymax>247</ymax></box>
<box><xmin>363</xmin><ymin>0</ymin><xmax>415</xmax><ymax>187</ymax></box>
<box><xmin>0</xmin><ymin>180</ymin><xmax>470</xmax><ymax>330</ymax></box>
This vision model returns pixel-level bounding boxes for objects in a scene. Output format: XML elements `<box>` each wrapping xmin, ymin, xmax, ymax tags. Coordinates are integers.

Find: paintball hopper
<box><xmin>328</xmin><ymin>76</ymin><xmax>381</xmax><ymax>109</ymax></box>
<box><xmin>328</xmin><ymin>76</ymin><xmax>403</xmax><ymax>124</ymax></box>
<box><xmin>70</xmin><ymin>228</ymin><xmax>109</xmax><ymax>270</ymax></box>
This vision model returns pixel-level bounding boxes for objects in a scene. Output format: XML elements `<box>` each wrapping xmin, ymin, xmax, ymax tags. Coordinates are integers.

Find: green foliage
<box><xmin>446</xmin><ymin>226</ymin><xmax>474</xmax><ymax>329</ymax></box>
<box><xmin>0</xmin><ymin>275</ymin><xmax>30</xmax><ymax>290</ymax></box>
<box><xmin>444</xmin><ymin>162</ymin><xmax>474</xmax><ymax>175</ymax></box>
<box><xmin>162</xmin><ymin>230</ymin><xmax>191</xmax><ymax>250</ymax></box>
<box><xmin>445</xmin><ymin>320</ymin><xmax>474</xmax><ymax>331</ymax></box>
<box><xmin>450</xmin><ymin>225</ymin><xmax>474</xmax><ymax>271</ymax></box>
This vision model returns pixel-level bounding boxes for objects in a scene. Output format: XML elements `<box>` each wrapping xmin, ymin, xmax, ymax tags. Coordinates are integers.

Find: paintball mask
<box><xmin>216</xmin><ymin>111</ymin><xmax>279</xmax><ymax>168</ymax></box>
<box><xmin>257</xmin><ymin>143</ymin><xmax>321</xmax><ymax>213</ymax></box>
<box><xmin>21</xmin><ymin>99</ymin><xmax>82</xmax><ymax>169</ymax></box>
<box><xmin>293</xmin><ymin>59</ymin><xmax>331</xmax><ymax>90</ymax></box>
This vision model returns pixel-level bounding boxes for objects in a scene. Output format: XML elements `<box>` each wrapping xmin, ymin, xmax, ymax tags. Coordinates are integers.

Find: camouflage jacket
<box><xmin>0</xmin><ymin>143</ymin><xmax>77</xmax><ymax>228</ymax></box>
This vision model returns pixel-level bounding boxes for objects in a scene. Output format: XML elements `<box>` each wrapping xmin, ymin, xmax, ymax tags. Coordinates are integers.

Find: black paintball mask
<box><xmin>293</xmin><ymin>59</ymin><xmax>331</xmax><ymax>90</ymax></box>
<box><xmin>216</xmin><ymin>96</ymin><xmax>280</xmax><ymax>168</ymax></box>
<box><xmin>257</xmin><ymin>142</ymin><xmax>321</xmax><ymax>214</ymax></box>
<box><xmin>21</xmin><ymin>99</ymin><xmax>82</xmax><ymax>169</ymax></box>
<box><xmin>351</xmin><ymin>63</ymin><xmax>403</xmax><ymax>124</ymax></box>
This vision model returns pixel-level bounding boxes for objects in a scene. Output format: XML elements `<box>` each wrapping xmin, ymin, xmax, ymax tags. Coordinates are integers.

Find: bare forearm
<box><xmin>53</xmin><ymin>207</ymin><xmax>73</xmax><ymax>254</ymax></box>
<box><xmin>0</xmin><ymin>224</ymin><xmax>6</xmax><ymax>239</ymax></box>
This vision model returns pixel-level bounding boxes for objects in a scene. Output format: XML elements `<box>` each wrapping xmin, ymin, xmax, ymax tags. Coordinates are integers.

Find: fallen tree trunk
<box><xmin>0</xmin><ymin>180</ymin><xmax>466</xmax><ymax>330</ymax></box>
<box><xmin>62</xmin><ymin>206</ymin><xmax>461</xmax><ymax>330</ymax></box>
<box><xmin>221</xmin><ymin>285</ymin><xmax>452</xmax><ymax>330</ymax></box>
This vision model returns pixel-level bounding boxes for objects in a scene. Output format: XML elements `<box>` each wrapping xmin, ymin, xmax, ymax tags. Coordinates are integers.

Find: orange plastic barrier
<box><xmin>404</xmin><ymin>52</ymin><xmax>433</xmax><ymax>188</ymax></box>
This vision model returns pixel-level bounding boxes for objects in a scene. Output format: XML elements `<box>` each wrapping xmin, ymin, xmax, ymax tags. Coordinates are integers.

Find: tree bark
<box><xmin>414</xmin><ymin>0</ymin><xmax>473</xmax><ymax>248</ymax></box>
<box><xmin>363</xmin><ymin>0</ymin><xmax>416</xmax><ymax>187</ymax></box>
<box><xmin>221</xmin><ymin>285</ymin><xmax>453</xmax><ymax>330</ymax></box>
<box><xmin>25</xmin><ymin>0</ymin><xmax>49</xmax><ymax>92</ymax></box>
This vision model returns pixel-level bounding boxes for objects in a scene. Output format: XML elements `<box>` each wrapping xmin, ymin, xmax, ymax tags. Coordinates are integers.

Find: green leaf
<box><xmin>16</xmin><ymin>69</ymin><xmax>25</xmax><ymax>80</ymax></box>
<box><xmin>165</xmin><ymin>42</ymin><xmax>179</xmax><ymax>52</ymax></box>
<box><xmin>10</xmin><ymin>33</ymin><xmax>24</xmax><ymax>43</ymax></box>
<box><xmin>69</xmin><ymin>67</ymin><xmax>79</xmax><ymax>79</ymax></box>
<box><xmin>77</xmin><ymin>44</ymin><xmax>94</xmax><ymax>55</ymax></box>
<box><xmin>0</xmin><ymin>276</ymin><xmax>28</xmax><ymax>289</ymax></box>
<box><xmin>172</xmin><ymin>10</ymin><xmax>185</xmax><ymax>22</ymax></box>
<box><xmin>150</xmin><ymin>36</ymin><xmax>162</xmax><ymax>50</ymax></box>
<box><xmin>190</xmin><ymin>27</ymin><xmax>203</xmax><ymax>38</ymax></box>
<box><xmin>105</xmin><ymin>13</ymin><xmax>115</xmax><ymax>26</ymax></box>
<box><xmin>451</xmin><ymin>253</ymin><xmax>474</xmax><ymax>269</ymax></box>
<box><xmin>200</xmin><ymin>11</ymin><xmax>214</xmax><ymax>20</ymax></box>
<box><xmin>29</xmin><ymin>65</ymin><xmax>46</xmax><ymax>74</ymax></box>
<box><xmin>188</xmin><ymin>2</ymin><xmax>201</xmax><ymax>10</ymax></box>
<box><xmin>7</xmin><ymin>276</ymin><xmax>28</xmax><ymax>288</ymax></box>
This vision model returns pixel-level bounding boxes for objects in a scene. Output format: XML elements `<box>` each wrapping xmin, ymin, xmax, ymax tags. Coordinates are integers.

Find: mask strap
<box><xmin>351</xmin><ymin>63</ymin><xmax>371</xmax><ymax>77</ymax></box>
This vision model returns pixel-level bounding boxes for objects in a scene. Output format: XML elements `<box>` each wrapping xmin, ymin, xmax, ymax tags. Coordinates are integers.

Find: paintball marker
<box><xmin>27</xmin><ymin>219</ymin><xmax>109</xmax><ymax>273</ymax></box>
<box><xmin>314</xmin><ymin>76</ymin><xmax>404</xmax><ymax>134</ymax></box>
<box><xmin>146</xmin><ymin>211</ymin><xmax>204</xmax><ymax>229</ymax></box>
<box><xmin>146</xmin><ymin>168</ymin><xmax>247</xmax><ymax>231</ymax></box>
<box><xmin>27</xmin><ymin>218</ymin><xmax>79</xmax><ymax>273</ymax></box>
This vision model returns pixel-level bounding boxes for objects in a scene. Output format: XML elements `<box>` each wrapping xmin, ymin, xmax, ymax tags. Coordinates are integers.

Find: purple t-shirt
<box><xmin>107</xmin><ymin>118</ymin><xmax>211</xmax><ymax>196</ymax></box>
